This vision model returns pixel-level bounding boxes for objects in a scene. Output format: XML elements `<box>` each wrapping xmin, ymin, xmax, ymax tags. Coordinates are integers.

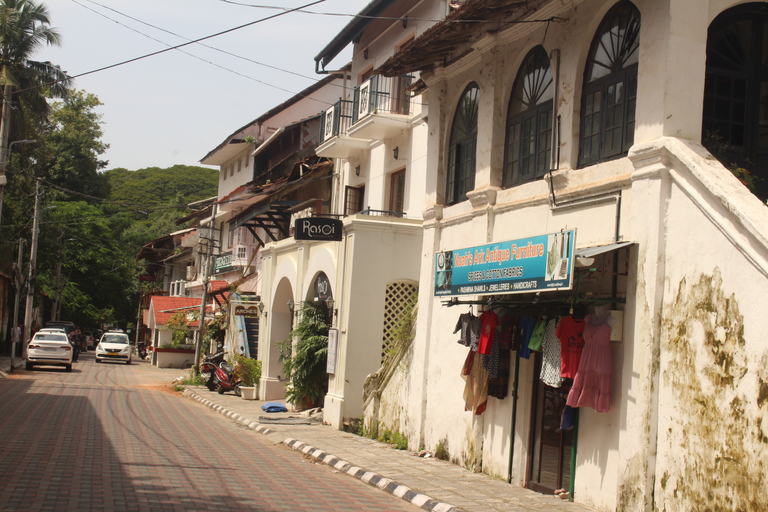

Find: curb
<box><xmin>183</xmin><ymin>389</ymin><xmax>466</xmax><ymax>512</ymax></box>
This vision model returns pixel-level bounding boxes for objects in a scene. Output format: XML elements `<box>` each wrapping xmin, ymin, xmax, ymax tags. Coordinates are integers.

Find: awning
<box><xmin>575</xmin><ymin>241</ymin><xmax>635</xmax><ymax>259</ymax></box>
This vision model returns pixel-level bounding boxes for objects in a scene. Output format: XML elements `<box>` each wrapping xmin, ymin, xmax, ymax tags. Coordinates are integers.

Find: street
<box><xmin>0</xmin><ymin>351</ymin><xmax>416</xmax><ymax>512</ymax></box>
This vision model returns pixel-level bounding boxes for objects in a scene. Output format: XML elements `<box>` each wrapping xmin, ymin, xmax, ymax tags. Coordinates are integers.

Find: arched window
<box><xmin>702</xmin><ymin>3</ymin><xmax>768</xmax><ymax>200</ymax></box>
<box><xmin>446</xmin><ymin>83</ymin><xmax>479</xmax><ymax>205</ymax></box>
<box><xmin>579</xmin><ymin>1</ymin><xmax>640</xmax><ymax>167</ymax></box>
<box><xmin>504</xmin><ymin>46</ymin><xmax>554</xmax><ymax>187</ymax></box>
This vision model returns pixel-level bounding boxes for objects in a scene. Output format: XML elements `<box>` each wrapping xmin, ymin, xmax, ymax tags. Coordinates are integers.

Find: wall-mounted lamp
<box><xmin>325</xmin><ymin>298</ymin><xmax>337</xmax><ymax>325</ymax></box>
<box><xmin>355</xmin><ymin>165</ymin><xmax>361</xmax><ymax>176</ymax></box>
<box><xmin>257</xmin><ymin>300</ymin><xmax>266</xmax><ymax>318</ymax></box>
<box><xmin>363</xmin><ymin>48</ymin><xmax>369</xmax><ymax>59</ymax></box>
<box><xmin>287</xmin><ymin>299</ymin><xmax>295</xmax><ymax>316</ymax></box>
<box><xmin>402</xmin><ymin>16</ymin><xmax>408</xmax><ymax>29</ymax></box>
<box><xmin>575</xmin><ymin>257</ymin><xmax>595</xmax><ymax>268</ymax></box>
<box><xmin>393</xmin><ymin>147</ymin><xmax>399</xmax><ymax>160</ymax></box>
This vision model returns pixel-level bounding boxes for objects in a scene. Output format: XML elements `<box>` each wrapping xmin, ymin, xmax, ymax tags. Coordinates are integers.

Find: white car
<box><xmin>26</xmin><ymin>332</ymin><xmax>73</xmax><ymax>371</ymax></box>
<box><xmin>95</xmin><ymin>332</ymin><xmax>132</xmax><ymax>364</ymax></box>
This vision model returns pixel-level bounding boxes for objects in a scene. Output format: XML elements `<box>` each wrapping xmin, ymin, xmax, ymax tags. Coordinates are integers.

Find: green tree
<box><xmin>37</xmin><ymin>90</ymin><xmax>109</xmax><ymax>199</ymax></box>
<box><xmin>0</xmin><ymin>0</ymin><xmax>69</xmax><ymax>222</ymax></box>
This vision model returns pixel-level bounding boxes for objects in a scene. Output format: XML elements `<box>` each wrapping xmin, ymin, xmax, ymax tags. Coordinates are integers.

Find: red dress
<box><xmin>566</xmin><ymin>314</ymin><xmax>613</xmax><ymax>412</ymax></box>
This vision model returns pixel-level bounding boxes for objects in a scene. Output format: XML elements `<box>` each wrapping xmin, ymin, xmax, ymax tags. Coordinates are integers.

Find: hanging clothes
<box><xmin>527</xmin><ymin>316</ymin><xmax>548</xmax><ymax>352</ymax></box>
<box><xmin>454</xmin><ymin>312</ymin><xmax>482</xmax><ymax>350</ymax></box>
<box><xmin>518</xmin><ymin>315</ymin><xmax>537</xmax><ymax>359</ymax></box>
<box><xmin>497</xmin><ymin>309</ymin><xmax>517</xmax><ymax>350</ymax></box>
<box><xmin>566</xmin><ymin>313</ymin><xmax>613</xmax><ymax>412</ymax></box>
<box><xmin>556</xmin><ymin>315</ymin><xmax>586</xmax><ymax>379</ymax></box>
<box><xmin>477</xmin><ymin>309</ymin><xmax>498</xmax><ymax>355</ymax></box>
<box><xmin>539</xmin><ymin>318</ymin><xmax>563</xmax><ymax>388</ymax></box>
<box><xmin>461</xmin><ymin>350</ymin><xmax>489</xmax><ymax>415</ymax></box>
<box><xmin>487</xmin><ymin>334</ymin><xmax>511</xmax><ymax>399</ymax></box>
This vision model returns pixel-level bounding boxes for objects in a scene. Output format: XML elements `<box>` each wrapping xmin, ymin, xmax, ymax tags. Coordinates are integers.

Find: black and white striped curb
<box><xmin>282</xmin><ymin>438</ymin><xmax>466</xmax><ymax>512</ymax></box>
<box><xmin>183</xmin><ymin>389</ymin><xmax>465</xmax><ymax>512</ymax></box>
<box><xmin>183</xmin><ymin>389</ymin><xmax>274</xmax><ymax>436</ymax></box>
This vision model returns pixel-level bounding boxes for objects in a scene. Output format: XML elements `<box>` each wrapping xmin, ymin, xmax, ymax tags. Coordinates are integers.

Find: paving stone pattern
<box><xmin>0</xmin><ymin>353</ymin><xmax>415</xmax><ymax>512</ymax></box>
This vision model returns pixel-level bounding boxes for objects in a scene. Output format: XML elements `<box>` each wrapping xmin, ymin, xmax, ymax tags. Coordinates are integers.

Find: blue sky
<box><xmin>39</xmin><ymin>0</ymin><xmax>369</xmax><ymax>171</ymax></box>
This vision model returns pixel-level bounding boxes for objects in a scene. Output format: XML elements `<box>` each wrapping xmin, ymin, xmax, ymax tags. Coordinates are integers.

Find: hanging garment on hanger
<box><xmin>497</xmin><ymin>309</ymin><xmax>518</xmax><ymax>350</ymax></box>
<box><xmin>527</xmin><ymin>316</ymin><xmax>548</xmax><ymax>352</ymax></box>
<box><xmin>556</xmin><ymin>315</ymin><xmax>586</xmax><ymax>379</ymax></box>
<box><xmin>477</xmin><ymin>309</ymin><xmax>498</xmax><ymax>355</ymax></box>
<box><xmin>487</xmin><ymin>331</ymin><xmax>511</xmax><ymax>399</ymax></box>
<box><xmin>461</xmin><ymin>350</ymin><xmax>489</xmax><ymax>415</ymax></box>
<box><xmin>454</xmin><ymin>311</ymin><xmax>482</xmax><ymax>349</ymax></box>
<box><xmin>540</xmin><ymin>318</ymin><xmax>563</xmax><ymax>388</ymax></box>
<box><xmin>518</xmin><ymin>315</ymin><xmax>537</xmax><ymax>359</ymax></box>
<box><xmin>566</xmin><ymin>313</ymin><xmax>613</xmax><ymax>412</ymax></box>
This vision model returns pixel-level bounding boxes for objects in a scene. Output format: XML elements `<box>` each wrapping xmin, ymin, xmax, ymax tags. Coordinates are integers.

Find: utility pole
<box><xmin>22</xmin><ymin>180</ymin><xmax>42</xmax><ymax>356</ymax></box>
<box><xmin>193</xmin><ymin>201</ymin><xmax>218</xmax><ymax>375</ymax></box>
<box><xmin>51</xmin><ymin>236</ymin><xmax>64</xmax><ymax>322</ymax></box>
<box><xmin>10</xmin><ymin>238</ymin><xmax>26</xmax><ymax>371</ymax></box>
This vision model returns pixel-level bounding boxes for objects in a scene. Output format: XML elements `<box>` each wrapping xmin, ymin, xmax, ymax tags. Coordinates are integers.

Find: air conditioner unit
<box><xmin>186</xmin><ymin>266</ymin><xmax>197</xmax><ymax>281</ymax></box>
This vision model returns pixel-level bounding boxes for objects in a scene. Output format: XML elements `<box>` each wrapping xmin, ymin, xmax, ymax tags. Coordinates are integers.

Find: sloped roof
<box><xmin>375</xmin><ymin>0</ymin><xmax>534</xmax><ymax>77</ymax></box>
<box><xmin>150</xmin><ymin>296</ymin><xmax>202</xmax><ymax>327</ymax></box>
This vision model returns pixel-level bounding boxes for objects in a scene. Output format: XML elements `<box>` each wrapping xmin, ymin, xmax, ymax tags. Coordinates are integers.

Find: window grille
<box><xmin>578</xmin><ymin>1</ymin><xmax>640</xmax><ymax>167</ymax></box>
<box><xmin>446</xmin><ymin>83</ymin><xmax>479</xmax><ymax>204</ymax></box>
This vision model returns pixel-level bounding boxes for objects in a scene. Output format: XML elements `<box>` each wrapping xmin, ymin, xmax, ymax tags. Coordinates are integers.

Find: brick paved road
<box><xmin>0</xmin><ymin>352</ymin><xmax>416</xmax><ymax>511</ymax></box>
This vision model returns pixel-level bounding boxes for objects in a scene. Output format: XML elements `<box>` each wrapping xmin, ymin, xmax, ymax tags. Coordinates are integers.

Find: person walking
<box><xmin>69</xmin><ymin>328</ymin><xmax>81</xmax><ymax>363</ymax></box>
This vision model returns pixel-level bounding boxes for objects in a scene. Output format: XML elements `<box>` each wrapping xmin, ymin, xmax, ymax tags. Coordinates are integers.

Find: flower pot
<box><xmin>240</xmin><ymin>385</ymin><xmax>258</xmax><ymax>400</ymax></box>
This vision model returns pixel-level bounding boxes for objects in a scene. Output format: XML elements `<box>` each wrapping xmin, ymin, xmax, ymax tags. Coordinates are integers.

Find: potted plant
<box><xmin>236</xmin><ymin>354</ymin><xmax>262</xmax><ymax>400</ymax></box>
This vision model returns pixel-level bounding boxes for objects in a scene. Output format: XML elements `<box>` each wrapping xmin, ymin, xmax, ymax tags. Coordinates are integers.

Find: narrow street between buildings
<box><xmin>0</xmin><ymin>353</ymin><xmax>415</xmax><ymax>512</ymax></box>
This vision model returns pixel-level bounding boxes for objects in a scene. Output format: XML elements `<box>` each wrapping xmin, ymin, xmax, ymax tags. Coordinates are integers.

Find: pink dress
<box><xmin>566</xmin><ymin>314</ymin><xmax>612</xmax><ymax>412</ymax></box>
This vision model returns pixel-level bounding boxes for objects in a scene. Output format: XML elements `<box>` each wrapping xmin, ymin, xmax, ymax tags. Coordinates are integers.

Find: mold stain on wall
<box><xmin>658</xmin><ymin>269</ymin><xmax>767</xmax><ymax>511</ymax></box>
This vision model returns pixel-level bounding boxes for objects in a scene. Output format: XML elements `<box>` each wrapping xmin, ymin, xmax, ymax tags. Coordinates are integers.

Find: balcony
<box><xmin>348</xmin><ymin>75</ymin><xmax>414</xmax><ymax>140</ymax></box>
<box><xmin>317</xmin><ymin>99</ymin><xmax>371</xmax><ymax>159</ymax></box>
<box><xmin>316</xmin><ymin>75</ymin><xmax>414</xmax><ymax>159</ymax></box>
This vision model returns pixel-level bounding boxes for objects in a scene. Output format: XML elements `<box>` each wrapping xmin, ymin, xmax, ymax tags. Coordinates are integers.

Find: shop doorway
<box><xmin>526</xmin><ymin>352</ymin><xmax>573</xmax><ymax>494</ymax></box>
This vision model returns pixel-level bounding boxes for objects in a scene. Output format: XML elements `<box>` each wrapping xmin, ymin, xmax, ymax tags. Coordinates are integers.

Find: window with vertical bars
<box><xmin>446</xmin><ymin>83</ymin><xmax>479</xmax><ymax>205</ymax></box>
<box><xmin>504</xmin><ymin>46</ymin><xmax>554</xmax><ymax>187</ymax></box>
<box><xmin>578</xmin><ymin>1</ymin><xmax>640</xmax><ymax>167</ymax></box>
<box><xmin>702</xmin><ymin>3</ymin><xmax>768</xmax><ymax>200</ymax></box>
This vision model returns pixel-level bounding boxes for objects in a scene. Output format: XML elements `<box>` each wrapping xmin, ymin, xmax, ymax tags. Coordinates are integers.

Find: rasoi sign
<box><xmin>434</xmin><ymin>230</ymin><xmax>576</xmax><ymax>297</ymax></box>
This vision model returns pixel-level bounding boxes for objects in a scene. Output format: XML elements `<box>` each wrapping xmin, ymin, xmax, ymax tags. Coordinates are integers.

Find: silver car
<box><xmin>95</xmin><ymin>332</ymin><xmax>132</xmax><ymax>364</ymax></box>
<box><xmin>26</xmin><ymin>332</ymin><xmax>73</xmax><ymax>371</ymax></box>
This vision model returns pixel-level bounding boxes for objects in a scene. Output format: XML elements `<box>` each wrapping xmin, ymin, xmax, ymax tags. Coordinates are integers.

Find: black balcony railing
<box><xmin>352</xmin><ymin>75</ymin><xmax>414</xmax><ymax>124</ymax></box>
<box><xmin>320</xmin><ymin>99</ymin><xmax>354</xmax><ymax>143</ymax></box>
<box><xmin>356</xmin><ymin>207</ymin><xmax>406</xmax><ymax>219</ymax></box>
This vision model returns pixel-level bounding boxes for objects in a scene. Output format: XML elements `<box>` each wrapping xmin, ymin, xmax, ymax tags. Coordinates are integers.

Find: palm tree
<box><xmin>0</xmin><ymin>0</ymin><xmax>69</xmax><ymax>225</ymax></box>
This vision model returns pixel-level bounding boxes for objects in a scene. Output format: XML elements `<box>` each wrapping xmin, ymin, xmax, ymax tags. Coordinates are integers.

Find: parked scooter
<box><xmin>200</xmin><ymin>348</ymin><xmax>225</xmax><ymax>391</ymax></box>
<box><xmin>137</xmin><ymin>342</ymin><xmax>148</xmax><ymax>360</ymax></box>
<box><xmin>212</xmin><ymin>357</ymin><xmax>242</xmax><ymax>396</ymax></box>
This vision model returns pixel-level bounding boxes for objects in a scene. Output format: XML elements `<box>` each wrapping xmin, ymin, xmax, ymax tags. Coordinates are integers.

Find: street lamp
<box><xmin>0</xmin><ymin>139</ymin><xmax>37</xmax><ymax>228</ymax></box>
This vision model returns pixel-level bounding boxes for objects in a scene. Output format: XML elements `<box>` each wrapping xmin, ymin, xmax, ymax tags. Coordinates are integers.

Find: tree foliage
<box><xmin>279</xmin><ymin>301</ymin><xmax>331</xmax><ymax>408</ymax></box>
<box><xmin>104</xmin><ymin>165</ymin><xmax>218</xmax><ymax>206</ymax></box>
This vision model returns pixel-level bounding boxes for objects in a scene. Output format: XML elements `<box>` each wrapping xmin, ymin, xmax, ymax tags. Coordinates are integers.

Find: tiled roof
<box><xmin>150</xmin><ymin>296</ymin><xmax>202</xmax><ymax>327</ymax></box>
<box><xmin>209</xmin><ymin>280</ymin><xmax>230</xmax><ymax>293</ymax></box>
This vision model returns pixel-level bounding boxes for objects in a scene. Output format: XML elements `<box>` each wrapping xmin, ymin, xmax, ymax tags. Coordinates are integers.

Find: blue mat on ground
<box><xmin>261</xmin><ymin>402</ymin><xmax>288</xmax><ymax>413</ymax></box>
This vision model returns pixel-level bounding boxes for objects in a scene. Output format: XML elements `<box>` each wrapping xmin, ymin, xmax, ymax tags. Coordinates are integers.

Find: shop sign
<box><xmin>327</xmin><ymin>328</ymin><xmax>339</xmax><ymax>374</ymax></box>
<box><xmin>434</xmin><ymin>230</ymin><xmax>576</xmax><ymax>297</ymax></box>
<box><xmin>233</xmin><ymin>304</ymin><xmax>260</xmax><ymax>317</ymax></box>
<box><xmin>294</xmin><ymin>217</ymin><xmax>343</xmax><ymax>242</ymax></box>
<box><xmin>314</xmin><ymin>272</ymin><xmax>332</xmax><ymax>301</ymax></box>
<box><xmin>214</xmin><ymin>252</ymin><xmax>234</xmax><ymax>274</ymax></box>
<box><xmin>138</xmin><ymin>273</ymin><xmax>157</xmax><ymax>282</ymax></box>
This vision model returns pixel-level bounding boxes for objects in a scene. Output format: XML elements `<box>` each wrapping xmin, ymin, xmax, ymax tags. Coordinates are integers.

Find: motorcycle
<box><xmin>137</xmin><ymin>342</ymin><xmax>148</xmax><ymax>360</ymax></box>
<box><xmin>200</xmin><ymin>348</ymin><xmax>225</xmax><ymax>391</ymax></box>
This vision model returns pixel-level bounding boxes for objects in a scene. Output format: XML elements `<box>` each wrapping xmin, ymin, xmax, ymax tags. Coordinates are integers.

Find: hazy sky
<box><xmin>38</xmin><ymin>0</ymin><xmax>370</xmax><ymax>171</ymax></box>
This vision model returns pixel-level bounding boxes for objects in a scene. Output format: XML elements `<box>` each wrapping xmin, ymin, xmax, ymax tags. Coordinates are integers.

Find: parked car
<box><xmin>26</xmin><ymin>332</ymin><xmax>73</xmax><ymax>371</ymax></box>
<box><xmin>95</xmin><ymin>332</ymin><xmax>132</xmax><ymax>364</ymax></box>
<box><xmin>83</xmin><ymin>330</ymin><xmax>95</xmax><ymax>349</ymax></box>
